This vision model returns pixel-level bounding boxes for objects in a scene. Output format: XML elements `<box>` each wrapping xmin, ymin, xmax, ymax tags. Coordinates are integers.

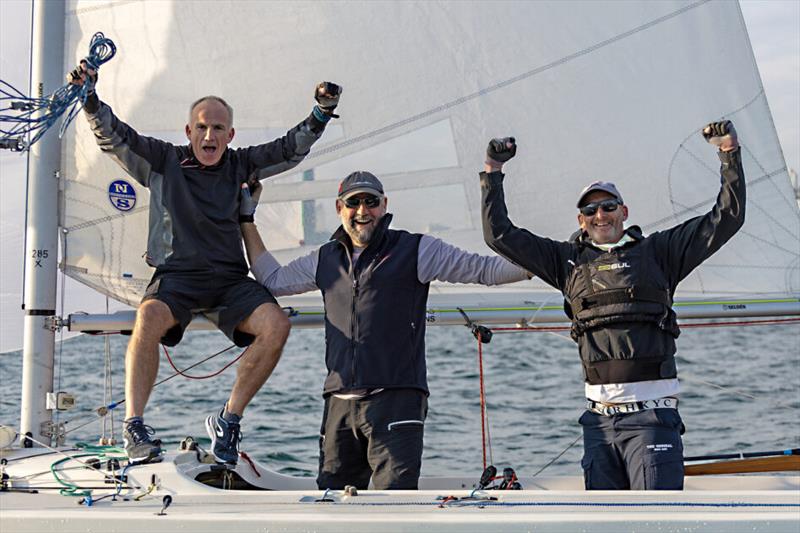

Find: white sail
<box><xmin>56</xmin><ymin>0</ymin><xmax>798</xmax><ymax>314</ymax></box>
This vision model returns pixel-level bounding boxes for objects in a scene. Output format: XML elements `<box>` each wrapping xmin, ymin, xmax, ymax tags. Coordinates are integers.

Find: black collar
<box><xmin>571</xmin><ymin>225</ymin><xmax>644</xmax><ymax>249</ymax></box>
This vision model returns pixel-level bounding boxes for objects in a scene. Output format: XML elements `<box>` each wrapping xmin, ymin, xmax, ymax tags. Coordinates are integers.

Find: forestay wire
<box><xmin>0</xmin><ymin>32</ymin><xmax>115</xmax><ymax>152</ymax></box>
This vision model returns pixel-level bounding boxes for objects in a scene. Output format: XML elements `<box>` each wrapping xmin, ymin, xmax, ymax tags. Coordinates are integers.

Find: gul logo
<box><xmin>108</xmin><ymin>180</ymin><xmax>136</xmax><ymax>211</ymax></box>
<box><xmin>597</xmin><ymin>262</ymin><xmax>630</xmax><ymax>271</ymax></box>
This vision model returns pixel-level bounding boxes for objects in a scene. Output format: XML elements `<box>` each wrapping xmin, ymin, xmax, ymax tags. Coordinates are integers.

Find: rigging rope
<box><xmin>53</xmin><ymin>233</ymin><xmax>68</xmax><ymax>443</ymax></box>
<box><xmin>102</xmin><ymin>297</ymin><xmax>115</xmax><ymax>444</ymax></box>
<box><xmin>459</xmin><ymin>308</ymin><xmax>495</xmax><ymax>469</ymax></box>
<box><xmin>62</xmin><ymin>342</ymin><xmax>240</xmax><ymax>435</ymax></box>
<box><xmin>476</xmin><ymin>332</ymin><xmax>492</xmax><ymax>469</ymax></box>
<box><xmin>0</xmin><ymin>32</ymin><xmax>116</xmax><ymax>151</ymax></box>
<box><xmin>15</xmin><ymin>434</ymin><xmax>129</xmax><ymax>498</ymax></box>
<box><xmin>162</xmin><ymin>343</ymin><xmax>248</xmax><ymax>380</ymax></box>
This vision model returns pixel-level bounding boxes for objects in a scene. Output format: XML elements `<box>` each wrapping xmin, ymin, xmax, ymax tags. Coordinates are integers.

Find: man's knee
<box><xmin>135</xmin><ymin>300</ymin><xmax>176</xmax><ymax>337</ymax></box>
<box><xmin>247</xmin><ymin>303</ymin><xmax>290</xmax><ymax>343</ymax></box>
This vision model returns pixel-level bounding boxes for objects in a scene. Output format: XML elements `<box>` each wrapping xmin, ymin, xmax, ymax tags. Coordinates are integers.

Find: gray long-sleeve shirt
<box><xmin>251</xmin><ymin>233</ymin><xmax>530</xmax><ymax>295</ymax></box>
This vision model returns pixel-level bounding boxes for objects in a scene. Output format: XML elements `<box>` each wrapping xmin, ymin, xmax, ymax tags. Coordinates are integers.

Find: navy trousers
<box><xmin>579</xmin><ymin>408</ymin><xmax>685</xmax><ymax>490</ymax></box>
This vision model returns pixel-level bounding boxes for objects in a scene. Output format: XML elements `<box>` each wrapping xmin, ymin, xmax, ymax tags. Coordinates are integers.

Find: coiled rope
<box><xmin>0</xmin><ymin>32</ymin><xmax>116</xmax><ymax>151</ymax></box>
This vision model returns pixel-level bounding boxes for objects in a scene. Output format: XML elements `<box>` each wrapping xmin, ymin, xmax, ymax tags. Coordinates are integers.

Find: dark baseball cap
<box><xmin>576</xmin><ymin>181</ymin><xmax>624</xmax><ymax>208</ymax></box>
<box><xmin>337</xmin><ymin>171</ymin><xmax>384</xmax><ymax>199</ymax></box>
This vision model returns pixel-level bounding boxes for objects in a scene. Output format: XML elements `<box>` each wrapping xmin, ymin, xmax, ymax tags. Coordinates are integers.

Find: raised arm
<box><xmin>239</xmin><ymin>183</ymin><xmax>319</xmax><ymax>296</ymax></box>
<box><xmin>480</xmin><ymin>138</ymin><xmax>573</xmax><ymax>290</ymax></box>
<box><xmin>247</xmin><ymin>82</ymin><xmax>342</xmax><ymax>179</ymax></box>
<box><xmin>655</xmin><ymin>120</ymin><xmax>746</xmax><ymax>284</ymax></box>
<box><xmin>69</xmin><ymin>62</ymin><xmax>170</xmax><ymax>186</ymax></box>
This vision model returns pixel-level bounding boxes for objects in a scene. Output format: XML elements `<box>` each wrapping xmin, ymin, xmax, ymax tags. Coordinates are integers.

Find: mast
<box><xmin>20</xmin><ymin>0</ymin><xmax>66</xmax><ymax>447</ymax></box>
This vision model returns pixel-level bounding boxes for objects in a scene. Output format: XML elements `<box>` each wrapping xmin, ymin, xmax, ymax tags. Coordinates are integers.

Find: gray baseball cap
<box><xmin>576</xmin><ymin>181</ymin><xmax>624</xmax><ymax>207</ymax></box>
<box><xmin>337</xmin><ymin>171</ymin><xmax>385</xmax><ymax>199</ymax></box>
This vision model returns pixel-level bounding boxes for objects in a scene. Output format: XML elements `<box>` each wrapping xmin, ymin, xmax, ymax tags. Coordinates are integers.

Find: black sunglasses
<box><xmin>343</xmin><ymin>195</ymin><xmax>382</xmax><ymax>209</ymax></box>
<box><xmin>579</xmin><ymin>199</ymin><xmax>621</xmax><ymax>216</ymax></box>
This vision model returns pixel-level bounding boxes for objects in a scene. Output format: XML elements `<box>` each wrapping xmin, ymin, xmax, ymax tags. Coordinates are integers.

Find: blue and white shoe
<box><xmin>122</xmin><ymin>420</ymin><xmax>162</xmax><ymax>464</ymax></box>
<box><xmin>205</xmin><ymin>409</ymin><xmax>242</xmax><ymax>465</ymax></box>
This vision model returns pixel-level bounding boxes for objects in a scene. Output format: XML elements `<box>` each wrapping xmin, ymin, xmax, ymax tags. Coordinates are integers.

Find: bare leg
<box><xmin>225</xmin><ymin>303</ymin><xmax>290</xmax><ymax>416</ymax></box>
<box><xmin>124</xmin><ymin>300</ymin><xmax>177</xmax><ymax>419</ymax></box>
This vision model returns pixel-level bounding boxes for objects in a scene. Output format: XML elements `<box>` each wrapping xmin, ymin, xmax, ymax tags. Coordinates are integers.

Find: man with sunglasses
<box><xmin>480</xmin><ymin>121</ymin><xmax>744</xmax><ymax>490</ymax></box>
<box><xmin>239</xmin><ymin>170</ymin><xmax>530</xmax><ymax>490</ymax></box>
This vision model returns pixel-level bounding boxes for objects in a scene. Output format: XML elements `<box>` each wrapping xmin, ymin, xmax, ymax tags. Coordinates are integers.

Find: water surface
<box><xmin>1</xmin><ymin>322</ymin><xmax>798</xmax><ymax>479</ymax></box>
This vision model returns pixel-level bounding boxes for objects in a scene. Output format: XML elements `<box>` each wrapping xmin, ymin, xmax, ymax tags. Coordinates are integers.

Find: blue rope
<box><xmin>0</xmin><ymin>32</ymin><xmax>116</xmax><ymax>151</ymax></box>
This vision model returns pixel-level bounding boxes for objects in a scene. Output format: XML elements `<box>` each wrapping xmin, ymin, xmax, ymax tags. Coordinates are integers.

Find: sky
<box><xmin>0</xmin><ymin>0</ymin><xmax>799</xmax><ymax>353</ymax></box>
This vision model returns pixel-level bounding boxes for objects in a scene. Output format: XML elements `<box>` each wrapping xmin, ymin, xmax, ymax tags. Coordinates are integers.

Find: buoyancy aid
<box><xmin>564</xmin><ymin>227</ymin><xmax>680</xmax><ymax>385</ymax></box>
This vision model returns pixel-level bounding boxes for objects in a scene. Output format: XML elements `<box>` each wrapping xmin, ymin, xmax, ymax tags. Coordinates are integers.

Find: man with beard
<box><xmin>479</xmin><ymin>122</ymin><xmax>745</xmax><ymax>490</ymax></box>
<box><xmin>239</xmin><ymin>171</ymin><xmax>530</xmax><ymax>489</ymax></box>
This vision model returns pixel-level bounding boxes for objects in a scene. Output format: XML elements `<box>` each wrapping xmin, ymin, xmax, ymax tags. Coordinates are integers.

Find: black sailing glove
<box><xmin>486</xmin><ymin>137</ymin><xmax>517</xmax><ymax>165</ymax></box>
<box><xmin>67</xmin><ymin>60</ymin><xmax>100</xmax><ymax>113</ymax></box>
<box><xmin>313</xmin><ymin>81</ymin><xmax>342</xmax><ymax>120</ymax></box>
<box><xmin>703</xmin><ymin>120</ymin><xmax>738</xmax><ymax>152</ymax></box>
<box><xmin>67</xmin><ymin>59</ymin><xmax>98</xmax><ymax>95</ymax></box>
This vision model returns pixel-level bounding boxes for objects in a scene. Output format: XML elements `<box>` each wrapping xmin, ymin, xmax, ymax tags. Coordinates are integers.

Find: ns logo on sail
<box><xmin>108</xmin><ymin>179</ymin><xmax>136</xmax><ymax>211</ymax></box>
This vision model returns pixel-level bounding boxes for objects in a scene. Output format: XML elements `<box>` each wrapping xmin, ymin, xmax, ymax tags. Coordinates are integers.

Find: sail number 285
<box><xmin>31</xmin><ymin>249</ymin><xmax>49</xmax><ymax>267</ymax></box>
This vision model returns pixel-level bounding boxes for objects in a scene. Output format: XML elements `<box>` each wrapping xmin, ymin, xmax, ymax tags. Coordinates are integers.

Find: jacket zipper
<box><xmin>342</xmin><ymin>241</ymin><xmax>357</xmax><ymax>389</ymax></box>
<box><xmin>351</xmin><ymin>275</ymin><xmax>358</xmax><ymax>388</ymax></box>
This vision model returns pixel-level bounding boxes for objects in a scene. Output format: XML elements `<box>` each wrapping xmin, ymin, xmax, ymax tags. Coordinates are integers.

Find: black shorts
<box><xmin>142</xmin><ymin>271</ymin><xmax>277</xmax><ymax>347</ymax></box>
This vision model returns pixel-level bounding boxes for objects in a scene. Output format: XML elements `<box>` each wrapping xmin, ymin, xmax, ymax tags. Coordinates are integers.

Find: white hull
<box><xmin>2</xmin><ymin>447</ymin><xmax>798</xmax><ymax>532</ymax></box>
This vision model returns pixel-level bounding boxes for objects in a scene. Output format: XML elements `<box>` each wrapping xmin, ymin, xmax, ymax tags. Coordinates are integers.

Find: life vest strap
<box><xmin>571</xmin><ymin>286</ymin><xmax>670</xmax><ymax>313</ymax></box>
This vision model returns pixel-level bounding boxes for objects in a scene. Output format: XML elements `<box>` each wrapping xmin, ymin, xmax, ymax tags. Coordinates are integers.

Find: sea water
<box><xmin>1</xmin><ymin>323</ymin><xmax>798</xmax><ymax>478</ymax></box>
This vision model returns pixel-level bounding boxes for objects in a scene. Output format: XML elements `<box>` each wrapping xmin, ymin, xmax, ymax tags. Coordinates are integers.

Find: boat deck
<box><xmin>2</xmin><ymin>447</ymin><xmax>798</xmax><ymax>532</ymax></box>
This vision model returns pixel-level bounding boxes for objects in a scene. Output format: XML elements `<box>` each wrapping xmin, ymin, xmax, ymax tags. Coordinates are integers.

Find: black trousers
<box><xmin>579</xmin><ymin>408</ymin><xmax>685</xmax><ymax>490</ymax></box>
<box><xmin>317</xmin><ymin>388</ymin><xmax>428</xmax><ymax>490</ymax></box>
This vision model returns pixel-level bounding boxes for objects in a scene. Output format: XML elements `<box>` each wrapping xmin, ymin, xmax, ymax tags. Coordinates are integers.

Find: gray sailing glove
<box><xmin>313</xmin><ymin>81</ymin><xmax>342</xmax><ymax>120</ymax></box>
<box><xmin>703</xmin><ymin>120</ymin><xmax>738</xmax><ymax>152</ymax></box>
<box><xmin>486</xmin><ymin>137</ymin><xmax>517</xmax><ymax>164</ymax></box>
<box><xmin>239</xmin><ymin>180</ymin><xmax>262</xmax><ymax>223</ymax></box>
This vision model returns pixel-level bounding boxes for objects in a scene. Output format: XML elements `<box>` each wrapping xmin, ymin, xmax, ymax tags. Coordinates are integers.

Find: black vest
<box><xmin>315</xmin><ymin>215</ymin><xmax>430</xmax><ymax>394</ymax></box>
<box><xmin>564</xmin><ymin>229</ymin><xmax>679</xmax><ymax>385</ymax></box>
